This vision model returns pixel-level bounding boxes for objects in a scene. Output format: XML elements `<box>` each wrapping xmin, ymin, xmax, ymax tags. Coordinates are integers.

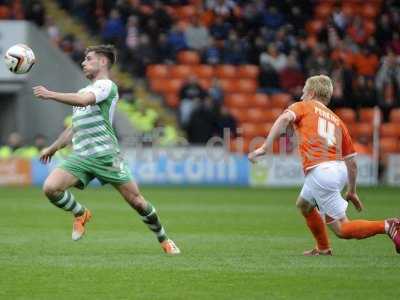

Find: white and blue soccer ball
<box><xmin>4</xmin><ymin>44</ymin><xmax>36</xmax><ymax>74</ymax></box>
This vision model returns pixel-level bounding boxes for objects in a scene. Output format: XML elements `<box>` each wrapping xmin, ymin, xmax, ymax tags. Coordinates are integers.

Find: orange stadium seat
<box><xmin>380</xmin><ymin>137</ymin><xmax>400</xmax><ymax>155</ymax></box>
<box><xmin>176</xmin><ymin>5</ymin><xmax>197</xmax><ymax>20</ymax></box>
<box><xmin>264</xmin><ymin>109</ymin><xmax>283</xmax><ymax>122</ymax></box>
<box><xmin>306</xmin><ymin>19</ymin><xmax>324</xmax><ymax>35</ymax></box>
<box><xmin>177</xmin><ymin>50</ymin><xmax>201</xmax><ymax>65</ymax></box>
<box><xmin>236</xmin><ymin>79</ymin><xmax>258</xmax><ymax>93</ymax></box>
<box><xmin>315</xmin><ymin>3</ymin><xmax>333</xmax><ymax>19</ymax></box>
<box><xmin>270</xmin><ymin>93</ymin><xmax>292</xmax><ymax>109</ymax></box>
<box><xmin>146</xmin><ymin>64</ymin><xmax>169</xmax><ymax>79</ymax></box>
<box><xmin>198</xmin><ymin>78</ymin><xmax>212</xmax><ymax>89</ymax></box>
<box><xmin>380</xmin><ymin>123</ymin><xmax>400</xmax><ymax>138</ymax></box>
<box><xmin>225</xmin><ymin>93</ymin><xmax>249</xmax><ymax>108</ymax></box>
<box><xmin>216</xmin><ymin>65</ymin><xmax>237</xmax><ymax>78</ymax></box>
<box><xmin>237</xmin><ymin>65</ymin><xmax>259</xmax><ymax>79</ymax></box>
<box><xmin>359</xmin><ymin>107</ymin><xmax>381</xmax><ymax>123</ymax></box>
<box><xmin>364</xmin><ymin>20</ymin><xmax>376</xmax><ymax>35</ymax></box>
<box><xmin>389</xmin><ymin>108</ymin><xmax>400</xmax><ymax>123</ymax></box>
<box><xmin>152</xmin><ymin>78</ymin><xmax>183</xmax><ymax>94</ymax></box>
<box><xmin>335</xmin><ymin>108</ymin><xmax>356</xmax><ymax>124</ymax></box>
<box><xmin>219</xmin><ymin>79</ymin><xmax>236</xmax><ymax>93</ymax></box>
<box><xmin>349</xmin><ymin>122</ymin><xmax>374</xmax><ymax>139</ymax></box>
<box><xmin>170</xmin><ymin>65</ymin><xmax>193</xmax><ymax>78</ymax></box>
<box><xmin>362</xmin><ymin>3</ymin><xmax>379</xmax><ymax>19</ymax></box>
<box><xmin>342</xmin><ymin>3</ymin><xmax>357</xmax><ymax>17</ymax></box>
<box><xmin>240</xmin><ymin>123</ymin><xmax>266</xmax><ymax>139</ymax></box>
<box><xmin>192</xmin><ymin>65</ymin><xmax>214</xmax><ymax>78</ymax></box>
<box><xmin>164</xmin><ymin>93</ymin><xmax>179</xmax><ymax>108</ymax></box>
<box><xmin>246</xmin><ymin>109</ymin><xmax>270</xmax><ymax>123</ymax></box>
<box><xmin>229</xmin><ymin>108</ymin><xmax>247</xmax><ymax>123</ymax></box>
<box><xmin>249</xmin><ymin>94</ymin><xmax>270</xmax><ymax>109</ymax></box>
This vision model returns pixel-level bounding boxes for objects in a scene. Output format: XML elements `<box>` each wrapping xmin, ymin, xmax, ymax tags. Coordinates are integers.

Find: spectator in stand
<box><xmin>131</xmin><ymin>34</ymin><xmax>157</xmax><ymax>76</ymax></box>
<box><xmin>258</xmin><ymin>63</ymin><xmax>281</xmax><ymax>94</ymax></box>
<box><xmin>353</xmin><ymin>75</ymin><xmax>378</xmax><ymax>109</ymax></box>
<box><xmin>209</xmin><ymin>15</ymin><xmax>231</xmax><ymax>41</ymax></box>
<box><xmin>25</xmin><ymin>1</ymin><xmax>45</xmax><ymax>27</ymax></box>
<box><xmin>376</xmin><ymin>14</ymin><xmax>393</xmax><ymax>49</ymax></box>
<box><xmin>389</xmin><ymin>32</ymin><xmax>400</xmax><ymax>55</ymax></box>
<box><xmin>222</xmin><ymin>30</ymin><xmax>248</xmax><ymax>65</ymax></box>
<box><xmin>329</xmin><ymin>63</ymin><xmax>347</xmax><ymax>108</ymax></box>
<box><xmin>179</xmin><ymin>76</ymin><xmax>207</xmax><ymax>127</ymax></box>
<box><xmin>215</xmin><ymin>105</ymin><xmax>237</xmax><ymax>138</ymax></box>
<box><xmin>259</xmin><ymin>44</ymin><xmax>288</xmax><ymax>72</ymax></box>
<box><xmin>155</xmin><ymin>33</ymin><xmax>174</xmax><ymax>63</ymax></box>
<box><xmin>101</xmin><ymin>9</ymin><xmax>125</xmax><ymax>46</ymax></box>
<box><xmin>375</xmin><ymin>50</ymin><xmax>400</xmax><ymax>120</ymax></box>
<box><xmin>279</xmin><ymin>51</ymin><xmax>304</xmax><ymax>98</ymax></box>
<box><xmin>352</xmin><ymin>47</ymin><xmax>379</xmax><ymax>79</ymax></box>
<box><xmin>204</xmin><ymin>37</ymin><xmax>222</xmax><ymax>65</ymax></box>
<box><xmin>70</xmin><ymin>39</ymin><xmax>85</xmax><ymax>64</ymax></box>
<box><xmin>167</xmin><ymin>24</ymin><xmax>187</xmax><ymax>57</ymax></box>
<box><xmin>261</xmin><ymin>5</ymin><xmax>285</xmax><ymax>30</ymax></box>
<box><xmin>151</xmin><ymin>0</ymin><xmax>172</xmax><ymax>32</ymax></box>
<box><xmin>347</xmin><ymin>16</ymin><xmax>369</xmax><ymax>45</ymax></box>
<box><xmin>208</xmin><ymin>78</ymin><xmax>224</xmax><ymax>107</ymax></box>
<box><xmin>186</xmin><ymin>98</ymin><xmax>217</xmax><ymax>144</ymax></box>
<box><xmin>125</xmin><ymin>15</ymin><xmax>140</xmax><ymax>51</ymax></box>
<box><xmin>184</xmin><ymin>16</ymin><xmax>211</xmax><ymax>52</ymax></box>
<box><xmin>305</xmin><ymin>47</ymin><xmax>332</xmax><ymax>76</ymax></box>
<box><xmin>331</xmin><ymin>5</ymin><xmax>348</xmax><ymax>35</ymax></box>
<box><xmin>45</xmin><ymin>16</ymin><xmax>61</xmax><ymax>46</ymax></box>
<box><xmin>206</xmin><ymin>0</ymin><xmax>237</xmax><ymax>19</ymax></box>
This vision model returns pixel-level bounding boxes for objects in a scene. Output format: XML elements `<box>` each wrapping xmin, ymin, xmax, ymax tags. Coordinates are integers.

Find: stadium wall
<box><xmin>0</xmin><ymin>148</ymin><xmax>378</xmax><ymax>187</ymax></box>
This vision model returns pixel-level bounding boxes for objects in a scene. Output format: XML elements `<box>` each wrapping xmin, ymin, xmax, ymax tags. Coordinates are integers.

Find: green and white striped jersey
<box><xmin>71</xmin><ymin>79</ymin><xmax>119</xmax><ymax>157</ymax></box>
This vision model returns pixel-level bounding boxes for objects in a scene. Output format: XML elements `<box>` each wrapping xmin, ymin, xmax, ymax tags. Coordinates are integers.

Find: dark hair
<box><xmin>85</xmin><ymin>44</ymin><xmax>117</xmax><ymax>68</ymax></box>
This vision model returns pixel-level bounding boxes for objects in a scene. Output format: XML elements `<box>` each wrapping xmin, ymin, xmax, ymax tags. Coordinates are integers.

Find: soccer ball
<box><xmin>4</xmin><ymin>44</ymin><xmax>36</xmax><ymax>74</ymax></box>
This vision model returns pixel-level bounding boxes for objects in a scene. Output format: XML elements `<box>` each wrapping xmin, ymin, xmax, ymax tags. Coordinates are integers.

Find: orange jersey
<box><xmin>286</xmin><ymin>100</ymin><xmax>356</xmax><ymax>173</ymax></box>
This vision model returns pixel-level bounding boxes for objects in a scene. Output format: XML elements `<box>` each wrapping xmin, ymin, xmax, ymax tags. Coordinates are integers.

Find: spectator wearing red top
<box><xmin>347</xmin><ymin>16</ymin><xmax>369</xmax><ymax>45</ymax></box>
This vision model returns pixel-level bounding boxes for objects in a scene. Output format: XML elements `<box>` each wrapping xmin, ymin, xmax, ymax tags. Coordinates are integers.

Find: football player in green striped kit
<box><xmin>33</xmin><ymin>45</ymin><xmax>180</xmax><ymax>254</ymax></box>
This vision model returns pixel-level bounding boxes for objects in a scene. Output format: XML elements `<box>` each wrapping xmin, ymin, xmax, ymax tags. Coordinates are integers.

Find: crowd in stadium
<box><xmin>1</xmin><ymin>0</ymin><xmax>400</xmax><ymax>156</ymax></box>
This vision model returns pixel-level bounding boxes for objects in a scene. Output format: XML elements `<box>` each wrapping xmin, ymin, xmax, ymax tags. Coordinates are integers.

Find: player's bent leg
<box><xmin>113</xmin><ymin>181</ymin><xmax>180</xmax><ymax>255</ymax></box>
<box><xmin>329</xmin><ymin>217</ymin><xmax>400</xmax><ymax>253</ymax></box>
<box><xmin>43</xmin><ymin>168</ymin><xmax>91</xmax><ymax>241</ymax></box>
<box><xmin>297</xmin><ymin>197</ymin><xmax>332</xmax><ymax>256</ymax></box>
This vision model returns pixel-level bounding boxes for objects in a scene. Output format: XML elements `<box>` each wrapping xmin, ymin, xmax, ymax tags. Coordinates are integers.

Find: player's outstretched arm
<box><xmin>33</xmin><ymin>85</ymin><xmax>95</xmax><ymax>107</ymax></box>
<box><xmin>344</xmin><ymin>156</ymin><xmax>364</xmax><ymax>212</ymax></box>
<box><xmin>248</xmin><ymin>111</ymin><xmax>293</xmax><ymax>163</ymax></box>
<box><xmin>39</xmin><ymin>127</ymin><xmax>73</xmax><ymax>164</ymax></box>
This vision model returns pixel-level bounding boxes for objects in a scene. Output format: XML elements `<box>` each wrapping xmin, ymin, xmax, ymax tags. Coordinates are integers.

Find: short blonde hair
<box><xmin>304</xmin><ymin>75</ymin><xmax>333</xmax><ymax>104</ymax></box>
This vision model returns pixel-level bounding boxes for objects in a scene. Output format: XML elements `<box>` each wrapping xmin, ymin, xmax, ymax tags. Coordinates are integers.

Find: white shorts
<box><xmin>300</xmin><ymin>161</ymin><xmax>348</xmax><ymax>222</ymax></box>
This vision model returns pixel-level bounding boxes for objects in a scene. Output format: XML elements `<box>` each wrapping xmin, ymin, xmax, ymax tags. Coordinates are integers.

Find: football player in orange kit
<box><xmin>248</xmin><ymin>75</ymin><xmax>400</xmax><ymax>255</ymax></box>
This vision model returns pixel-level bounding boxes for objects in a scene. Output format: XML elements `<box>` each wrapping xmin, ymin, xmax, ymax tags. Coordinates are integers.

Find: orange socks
<box><xmin>339</xmin><ymin>220</ymin><xmax>385</xmax><ymax>239</ymax></box>
<box><xmin>303</xmin><ymin>208</ymin><xmax>330</xmax><ymax>250</ymax></box>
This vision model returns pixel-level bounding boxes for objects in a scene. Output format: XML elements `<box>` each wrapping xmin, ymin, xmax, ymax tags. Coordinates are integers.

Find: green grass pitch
<box><xmin>0</xmin><ymin>186</ymin><xmax>399</xmax><ymax>300</ymax></box>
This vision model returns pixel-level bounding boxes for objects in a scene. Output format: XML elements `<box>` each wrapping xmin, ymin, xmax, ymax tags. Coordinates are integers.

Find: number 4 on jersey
<box><xmin>318</xmin><ymin>117</ymin><xmax>336</xmax><ymax>146</ymax></box>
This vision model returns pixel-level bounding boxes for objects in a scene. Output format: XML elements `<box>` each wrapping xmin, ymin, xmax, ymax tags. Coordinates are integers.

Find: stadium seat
<box><xmin>380</xmin><ymin>123</ymin><xmax>400</xmax><ymax>138</ymax></box>
<box><xmin>359</xmin><ymin>107</ymin><xmax>381</xmax><ymax>123</ymax></box>
<box><xmin>152</xmin><ymin>78</ymin><xmax>183</xmax><ymax>94</ymax></box>
<box><xmin>229</xmin><ymin>108</ymin><xmax>247</xmax><ymax>123</ymax></box>
<box><xmin>241</xmin><ymin>123</ymin><xmax>266</xmax><ymax>138</ymax></box>
<box><xmin>349</xmin><ymin>122</ymin><xmax>374</xmax><ymax>139</ymax></box>
<box><xmin>270</xmin><ymin>93</ymin><xmax>292</xmax><ymax>109</ymax></box>
<box><xmin>315</xmin><ymin>3</ymin><xmax>333</xmax><ymax>19</ymax></box>
<box><xmin>198</xmin><ymin>78</ymin><xmax>212</xmax><ymax>89</ymax></box>
<box><xmin>176</xmin><ymin>5</ymin><xmax>197</xmax><ymax>20</ymax></box>
<box><xmin>192</xmin><ymin>65</ymin><xmax>214</xmax><ymax>78</ymax></box>
<box><xmin>236</xmin><ymin>79</ymin><xmax>258</xmax><ymax>94</ymax></box>
<box><xmin>170</xmin><ymin>65</ymin><xmax>193</xmax><ymax>78</ymax></box>
<box><xmin>177</xmin><ymin>51</ymin><xmax>201</xmax><ymax>65</ymax></box>
<box><xmin>216</xmin><ymin>65</ymin><xmax>237</xmax><ymax>78</ymax></box>
<box><xmin>246</xmin><ymin>109</ymin><xmax>270</xmax><ymax>123</ymax></box>
<box><xmin>225</xmin><ymin>93</ymin><xmax>249</xmax><ymax>108</ymax></box>
<box><xmin>389</xmin><ymin>108</ymin><xmax>400</xmax><ymax>123</ymax></box>
<box><xmin>306</xmin><ymin>19</ymin><xmax>324</xmax><ymax>35</ymax></box>
<box><xmin>335</xmin><ymin>108</ymin><xmax>356</xmax><ymax>124</ymax></box>
<box><xmin>164</xmin><ymin>93</ymin><xmax>179</xmax><ymax>108</ymax></box>
<box><xmin>237</xmin><ymin>65</ymin><xmax>259</xmax><ymax>79</ymax></box>
<box><xmin>364</xmin><ymin>20</ymin><xmax>376</xmax><ymax>35</ymax></box>
<box><xmin>146</xmin><ymin>65</ymin><xmax>169</xmax><ymax>79</ymax></box>
<box><xmin>219</xmin><ymin>79</ymin><xmax>236</xmax><ymax>93</ymax></box>
<box><xmin>249</xmin><ymin>94</ymin><xmax>271</xmax><ymax>109</ymax></box>
<box><xmin>264</xmin><ymin>109</ymin><xmax>283</xmax><ymax>122</ymax></box>
<box><xmin>380</xmin><ymin>137</ymin><xmax>400</xmax><ymax>154</ymax></box>
<box><xmin>342</xmin><ymin>3</ymin><xmax>357</xmax><ymax>17</ymax></box>
<box><xmin>362</xmin><ymin>3</ymin><xmax>379</xmax><ymax>19</ymax></box>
